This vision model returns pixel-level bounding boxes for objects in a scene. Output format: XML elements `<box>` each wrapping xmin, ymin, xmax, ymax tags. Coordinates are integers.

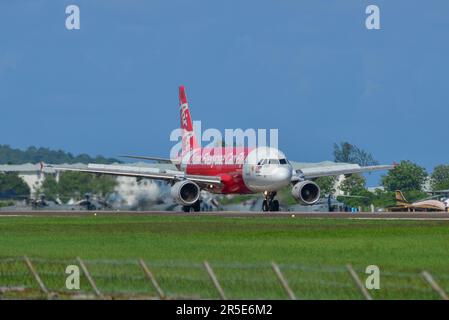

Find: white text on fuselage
<box><xmin>182</xmin><ymin>149</ymin><xmax>247</xmax><ymax>165</ymax></box>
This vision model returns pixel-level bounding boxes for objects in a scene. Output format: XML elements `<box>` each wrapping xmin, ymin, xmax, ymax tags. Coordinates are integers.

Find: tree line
<box><xmin>0</xmin><ymin>144</ymin><xmax>120</xmax><ymax>165</ymax></box>
<box><xmin>38</xmin><ymin>172</ymin><xmax>117</xmax><ymax>202</ymax></box>
<box><xmin>0</xmin><ymin>171</ymin><xmax>117</xmax><ymax>203</ymax></box>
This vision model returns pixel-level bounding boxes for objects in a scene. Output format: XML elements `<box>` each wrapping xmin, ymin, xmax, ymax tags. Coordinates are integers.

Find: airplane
<box><xmin>388</xmin><ymin>190</ymin><xmax>447</xmax><ymax>212</ymax></box>
<box><xmin>47</xmin><ymin>85</ymin><xmax>394</xmax><ymax>212</ymax></box>
<box><xmin>0</xmin><ymin>193</ymin><xmax>102</xmax><ymax>211</ymax></box>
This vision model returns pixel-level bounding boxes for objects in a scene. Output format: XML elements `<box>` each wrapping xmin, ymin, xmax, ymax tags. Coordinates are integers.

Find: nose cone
<box><xmin>273</xmin><ymin>166</ymin><xmax>292</xmax><ymax>186</ymax></box>
<box><xmin>242</xmin><ymin>162</ymin><xmax>294</xmax><ymax>193</ymax></box>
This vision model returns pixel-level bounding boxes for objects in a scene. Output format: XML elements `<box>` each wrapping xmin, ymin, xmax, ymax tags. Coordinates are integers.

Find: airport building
<box><xmin>0</xmin><ymin>163</ymin><xmax>166</xmax><ymax>207</ymax></box>
<box><xmin>0</xmin><ymin>163</ymin><xmax>86</xmax><ymax>195</ymax></box>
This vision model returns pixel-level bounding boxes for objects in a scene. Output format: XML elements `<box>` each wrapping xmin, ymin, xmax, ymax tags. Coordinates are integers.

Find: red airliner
<box><xmin>51</xmin><ymin>86</ymin><xmax>393</xmax><ymax>212</ymax></box>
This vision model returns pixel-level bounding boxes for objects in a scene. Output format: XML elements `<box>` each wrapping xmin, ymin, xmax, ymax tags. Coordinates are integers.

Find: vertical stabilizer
<box><xmin>179</xmin><ymin>85</ymin><xmax>199</xmax><ymax>155</ymax></box>
<box><xmin>395</xmin><ymin>190</ymin><xmax>409</xmax><ymax>205</ymax></box>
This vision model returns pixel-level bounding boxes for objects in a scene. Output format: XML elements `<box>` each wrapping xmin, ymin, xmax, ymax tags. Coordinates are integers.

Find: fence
<box><xmin>0</xmin><ymin>257</ymin><xmax>448</xmax><ymax>300</ymax></box>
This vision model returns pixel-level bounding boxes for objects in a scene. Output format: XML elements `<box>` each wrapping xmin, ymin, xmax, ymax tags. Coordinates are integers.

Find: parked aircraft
<box><xmin>389</xmin><ymin>190</ymin><xmax>447</xmax><ymax>212</ymax></box>
<box><xmin>0</xmin><ymin>193</ymin><xmax>111</xmax><ymax>211</ymax></box>
<box><xmin>48</xmin><ymin>86</ymin><xmax>393</xmax><ymax>212</ymax></box>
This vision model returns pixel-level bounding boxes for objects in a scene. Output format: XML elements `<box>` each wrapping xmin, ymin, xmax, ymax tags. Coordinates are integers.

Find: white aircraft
<box><xmin>48</xmin><ymin>86</ymin><xmax>394</xmax><ymax>212</ymax></box>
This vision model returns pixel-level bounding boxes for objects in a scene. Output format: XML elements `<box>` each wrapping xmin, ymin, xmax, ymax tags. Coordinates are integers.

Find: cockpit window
<box><xmin>269</xmin><ymin>159</ymin><xmax>280</xmax><ymax>164</ymax></box>
<box><xmin>279</xmin><ymin>159</ymin><xmax>287</xmax><ymax>164</ymax></box>
<box><xmin>258</xmin><ymin>159</ymin><xmax>266</xmax><ymax>165</ymax></box>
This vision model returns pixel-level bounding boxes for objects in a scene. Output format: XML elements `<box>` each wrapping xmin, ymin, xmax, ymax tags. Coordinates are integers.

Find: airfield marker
<box><xmin>421</xmin><ymin>271</ymin><xmax>449</xmax><ymax>300</ymax></box>
<box><xmin>346</xmin><ymin>264</ymin><xmax>373</xmax><ymax>300</ymax></box>
<box><xmin>24</xmin><ymin>256</ymin><xmax>49</xmax><ymax>297</ymax></box>
<box><xmin>77</xmin><ymin>257</ymin><xmax>103</xmax><ymax>298</ymax></box>
<box><xmin>204</xmin><ymin>261</ymin><xmax>227</xmax><ymax>300</ymax></box>
<box><xmin>139</xmin><ymin>259</ymin><xmax>165</xmax><ymax>299</ymax></box>
<box><xmin>271</xmin><ymin>262</ymin><xmax>297</xmax><ymax>300</ymax></box>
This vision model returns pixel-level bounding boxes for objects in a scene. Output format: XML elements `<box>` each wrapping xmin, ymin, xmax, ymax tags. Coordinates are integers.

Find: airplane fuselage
<box><xmin>181</xmin><ymin>147</ymin><xmax>293</xmax><ymax>194</ymax></box>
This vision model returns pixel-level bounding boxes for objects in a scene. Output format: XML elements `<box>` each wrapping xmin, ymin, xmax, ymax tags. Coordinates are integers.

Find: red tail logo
<box><xmin>179</xmin><ymin>85</ymin><xmax>199</xmax><ymax>154</ymax></box>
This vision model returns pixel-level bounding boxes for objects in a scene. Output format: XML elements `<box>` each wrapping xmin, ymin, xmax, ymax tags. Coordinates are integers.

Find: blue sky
<box><xmin>1</xmin><ymin>1</ymin><xmax>448</xmax><ymax>185</ymax></box>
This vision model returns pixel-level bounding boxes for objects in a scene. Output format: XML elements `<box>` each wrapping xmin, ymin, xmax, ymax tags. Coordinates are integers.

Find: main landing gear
<box><xmin>262</xmin><ymin>191</ymin><xmax>280</xmax><ymax>212</ymax></box>
<box><xmin>182</xmin><ymin>200</ymin><xmax>201</xmax><ymax>212</ymax></box>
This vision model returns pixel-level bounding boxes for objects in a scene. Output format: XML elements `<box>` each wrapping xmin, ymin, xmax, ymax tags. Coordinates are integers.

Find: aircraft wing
<box><xmin>119</xmin><ymin>155</ymin><xmax>180</xmax><ymax>164</ymax></box>
<box><xmin>47</xmin><ymin>164</ymin><xmax>222</xmax><ymax>186</ymax></box>
<box><xmin>291</xmin><ymin>161</ymin><xmax>394</xmax><ymax>180</ymax></box>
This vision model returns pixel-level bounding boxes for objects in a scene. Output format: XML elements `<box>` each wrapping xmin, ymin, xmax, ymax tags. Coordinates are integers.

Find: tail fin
<box><xmin>179</xmin><ymin>85</ymin><xmax>199</xmax><ymax>154</ymax></box>
<box><xmin>395</xmin><ymin>190</ymin><xmax>409</xmax><ymax>204</ymax></box>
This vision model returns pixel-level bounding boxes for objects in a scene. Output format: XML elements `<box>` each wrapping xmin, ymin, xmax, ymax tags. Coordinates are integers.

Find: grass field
<box><xmin>1</xmin><ymin>215</ymin><xmax>449</xmax><ymax>299</ymax></box>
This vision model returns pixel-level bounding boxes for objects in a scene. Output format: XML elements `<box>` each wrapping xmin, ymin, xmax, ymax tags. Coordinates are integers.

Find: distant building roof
<box><xmin>0</xmin><ymin>162</ymin><xmax>177</xmax><ymax>174</ymax></box>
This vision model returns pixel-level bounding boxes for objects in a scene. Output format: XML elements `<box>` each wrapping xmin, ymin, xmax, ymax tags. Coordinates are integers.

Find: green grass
<box><xmin>1</xmin><ymin>215</ymin><xmax>449</xmax><ymax>299</ymax></box>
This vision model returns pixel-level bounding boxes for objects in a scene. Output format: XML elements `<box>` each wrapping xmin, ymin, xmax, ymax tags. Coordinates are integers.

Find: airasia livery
<box><xmin>50</xmin><ymin>86</ymin><xmax>394</xmax><ymax>212</ymax></box>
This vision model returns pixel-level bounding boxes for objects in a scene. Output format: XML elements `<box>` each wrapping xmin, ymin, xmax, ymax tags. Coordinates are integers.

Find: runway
<box><xmin>1</xmin><ymin>210</ymin><xmax>449</xmax><ymax>220</ymax></box>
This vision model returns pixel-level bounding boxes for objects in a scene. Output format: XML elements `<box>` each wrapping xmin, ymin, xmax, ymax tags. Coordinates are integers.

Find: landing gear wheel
<box><xmin>192</xmin><ymin>200</ymin><xmax>201</xmax><ymax>212</ymax></box>
<box><xmin>183</xmin><ymin>200</ymin><xmax>201</xmax><ymax>213</ymax></box>
<box><xmin>262</xmin><ymin>191</ymin><xmax>279</xmax><ymax>212</ymax></box>
<box><xmin>270</xmin><ymin>200</ymin><xmax>280</xmax><ymax>212</ymax></box>
<box><xmin>262</xmin><ymin>200</ymin><xmax>269</xmax><ymax>212</ymax></box>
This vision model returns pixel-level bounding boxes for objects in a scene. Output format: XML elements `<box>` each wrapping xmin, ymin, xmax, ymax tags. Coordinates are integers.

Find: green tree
<box><xmin>313</xmin><ymin>176</ymin><xmax>337</xmax><ymax>196</ymax></box>
<box><xmin>38</xmin><ymin>175</ymin><xmax>59</xmax><ymax>200</ymax></box>
<box><xmin>333</xmin><ymin>142</ymin><xmax>378</xmax><ymax>166</ymax></box>
<box><xmin>431</xmin><ymin>165</ymin><xmax>449</xmax><ymax>191</ymax></box>
<box><xmin>89</xmin><ymin>174</ymin><xmax>118</xmax><ymax>197</ymax></box>
<box><xmin>339</xmin><ymin>174</ymin><xmax>366</xmax><ymax>195</ymax></box>
<box><xmin>0</xmin><ymin>144</ymin><xmax>121</xmax><ymax>164</ymax></box>
<box><xmin>400</xmin><ymin>190</ymin><xmax>430</xmax><ymax>203</ymax></box>
<box><xmin>0</xmin><ymin>172</ymin><xmax>30</xmax><ymax>197</ymax></box>
<box><xmin>38</xmin><ymin>172</ymin><xmax>117</xmax><ymax>202</ymax></box>
<box><xmin>371</xmin><ymin>189</ymin><xmax>396</xmax><ymax>208</ymax></box>
<box><xmin>381</xmin><ymin>160</ymin><xmax>427</xmax><ymax>192</ymax></box>
<box><xmin>337</xmin><ymin>189</ymin><xmax>373</xmax><ymax>209</ymax></box>
<box><xmin>337</xmin><ymin>174</ymin><xmax>371</xmax><ymax>209</ymax></box>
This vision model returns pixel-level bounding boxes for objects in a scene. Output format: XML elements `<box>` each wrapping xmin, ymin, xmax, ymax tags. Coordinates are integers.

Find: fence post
<box><xmin>24</xmin><ymin>256</ymin><xmax>49</xmax><ymax>296</ymax></box>
<box><xmin>421</xmin><ymin>271</ymin><xmax>449</xmax><ymax>300</ymax></box>
<box><xmin>346</xmin><ymin>264</ymin><xmax>372</xmax><ymax>300</ymax></box>
<box><xmin>271</xmin><ymin>262</ymin><xmax>297</xmax><ymax>300</ymax></box>
<box><xmin>77</xmin><ymin>257</ymin><xmax>103</xmax><ymax>298</ymax></box>
<box><xmin>139</xmin><ymin>259</ymin><xmax>165</xmax><ymax>299</ymax></box>
<box><xmin>204</xmin><ymin>261</ymin><xmax>226</xmax><ymax>300</ymax></box>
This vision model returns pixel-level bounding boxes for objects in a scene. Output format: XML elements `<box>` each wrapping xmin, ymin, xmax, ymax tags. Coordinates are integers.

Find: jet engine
<box><xmin>171</xmin><ymin>180</ymin><xmax>201</xmax><ymax>206</ymax></box>
<box><xmin>291</xmin><ymin>180</ymin><xmax>320</xmax><ymax>205</ymax></box>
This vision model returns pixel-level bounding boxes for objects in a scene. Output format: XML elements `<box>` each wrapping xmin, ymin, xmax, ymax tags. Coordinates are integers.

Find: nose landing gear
<box><xmin>262</xmin><ymin>191</ymin><xmax>280</xmax><ymax>212</ymax></box>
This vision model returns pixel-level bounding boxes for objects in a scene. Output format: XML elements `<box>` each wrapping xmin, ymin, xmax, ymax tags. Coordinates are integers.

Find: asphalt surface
<box><xmin>1</xmin><ymin>210</ymin><xmax>449</xmax><ymax>220</ymax></box>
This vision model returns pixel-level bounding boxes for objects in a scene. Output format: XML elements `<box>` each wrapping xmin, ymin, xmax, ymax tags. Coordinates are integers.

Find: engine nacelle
<box><xmin>291</xmin><ymin>180</ymin><xmax>321</xmax><ymax>205</ymax></box>
<box><xmin>171</xmin><ymin>180</ymin><xmax>201</xmax><ymax>206</ymax></box>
